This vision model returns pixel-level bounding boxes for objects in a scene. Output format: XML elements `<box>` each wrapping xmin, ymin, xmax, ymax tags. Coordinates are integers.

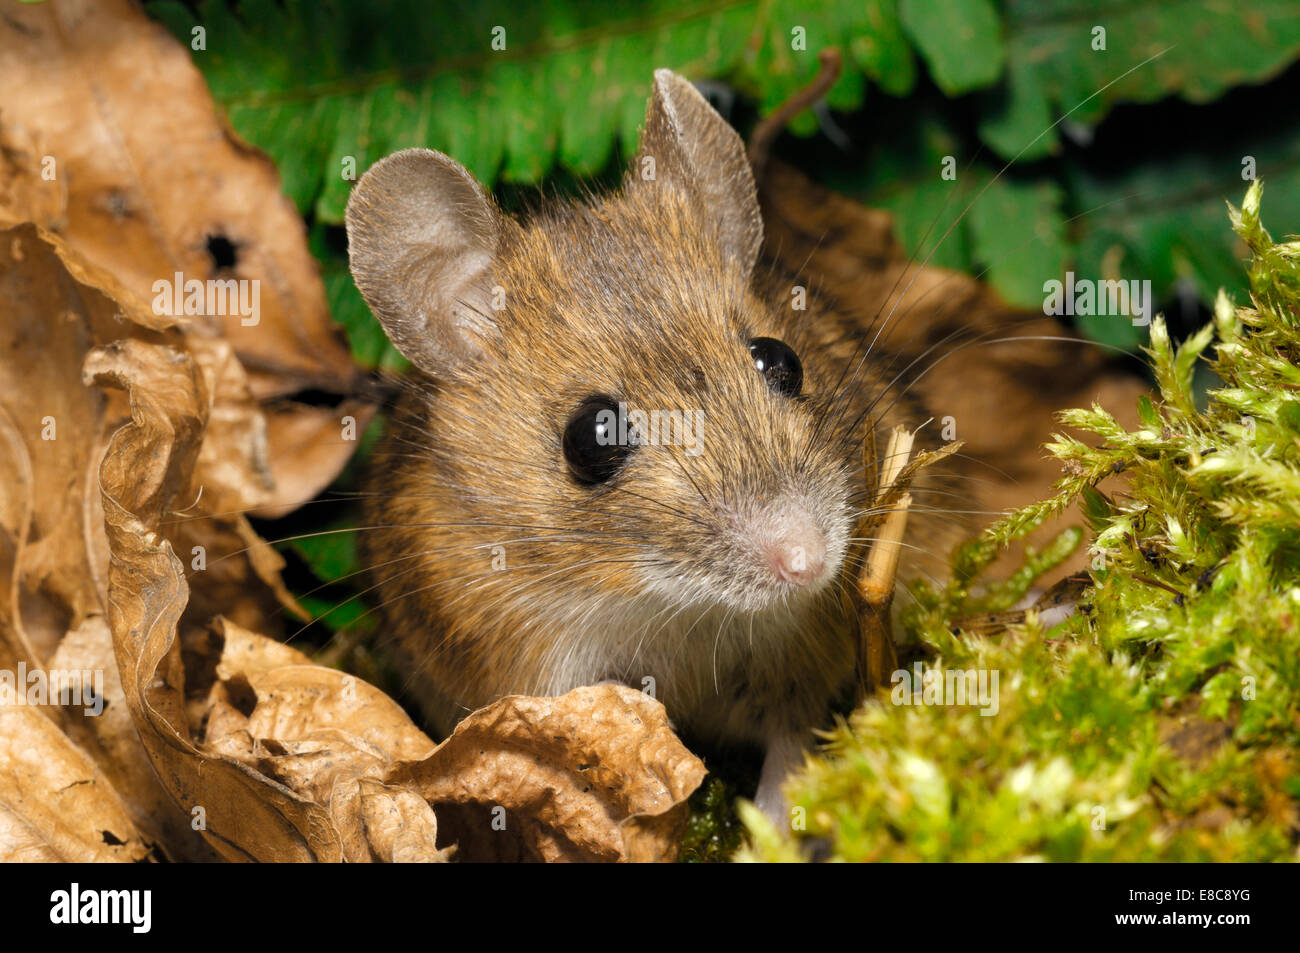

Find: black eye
<box><xmin>749</xmin><ymin>337</ymin><xmax>802</xmax><ymax>397</ymax></box>
<box><xmin>563</xmin><ymin>396</ymin><xmax>634</xmax><ymax>485</ymax></box>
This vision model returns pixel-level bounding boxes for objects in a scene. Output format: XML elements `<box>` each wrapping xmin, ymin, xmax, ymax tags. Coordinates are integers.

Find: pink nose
<box><xmin>765</xmin><ymin>527</ymin><xmax>827</xmax><ymax>587</ymax></box>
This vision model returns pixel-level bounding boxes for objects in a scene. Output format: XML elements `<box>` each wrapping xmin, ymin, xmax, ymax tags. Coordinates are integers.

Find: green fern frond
<box><xmin>151</xmin><ymin>0</ymin><xmax>1300</xmax><ymax>234</ymax></box>
<box><xmin>151</xmin><ymin>0</ymin><xmax>916</xmax><ymax>221</ymax></box>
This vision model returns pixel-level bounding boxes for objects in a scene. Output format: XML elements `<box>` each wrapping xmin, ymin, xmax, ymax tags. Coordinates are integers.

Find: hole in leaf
<box><xmin>205</xmin><ymin>233</ymin><xmax>238</xmax><ymax>272</ymax></box>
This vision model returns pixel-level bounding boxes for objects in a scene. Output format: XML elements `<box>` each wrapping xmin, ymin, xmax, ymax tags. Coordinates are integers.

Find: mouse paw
<box><xmin>753</xmin><ymin>776</ymin><xmax>790</xmax><ymax>827</ymax></box>
<box><xmin>754</xmin><ymin>729</ymin><xmax>807</xmax><ymax>829</ymax></box>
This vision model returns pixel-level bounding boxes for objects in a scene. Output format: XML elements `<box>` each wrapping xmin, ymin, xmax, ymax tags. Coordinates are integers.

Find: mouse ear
<box><xmin>630</xmin><ymin>70</ymin><xmax>762</xmax><ymax>275</ymax></box>
<box><xmin>346</xmin><ymin>148</ymin><xmax>501</xmax><ymax>376</ymax></box>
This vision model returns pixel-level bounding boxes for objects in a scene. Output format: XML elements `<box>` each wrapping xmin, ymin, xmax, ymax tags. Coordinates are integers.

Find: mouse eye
<box><xmin>563</xmin><ymin>396</ymin><xmax>635</xmax><ymax>485</ymax></box>
<box><xmin>749</xmin><ymin>337</ymin><xmax>802</xmax><ymax>398</ymax></box>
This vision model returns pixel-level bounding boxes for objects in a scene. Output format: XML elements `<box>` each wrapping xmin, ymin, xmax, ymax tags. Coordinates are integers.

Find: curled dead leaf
<box><xmin>89</xmin><ymin>337</ymin><xmax>339</xmax><ymax>862</ymax></box>
<box><xmin>0</xmin><ymin>226</ymin><xmax>120</xmax><ymax>663</ymax></box>
<box><xmin>0</xmin><ymin>222</ymin><xmax>313</xmax><ymax>857</ymax></box>
<box><xmin>390</xmin><ymin>686</ymin><xmax>706</xmax><ymax>862</ymax></box>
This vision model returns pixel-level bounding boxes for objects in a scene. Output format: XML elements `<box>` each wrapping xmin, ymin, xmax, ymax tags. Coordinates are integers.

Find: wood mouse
<box><xmin>345</xmin><ymin>69</ymin><xmax>971</xmax><ymax>821</ymax></box>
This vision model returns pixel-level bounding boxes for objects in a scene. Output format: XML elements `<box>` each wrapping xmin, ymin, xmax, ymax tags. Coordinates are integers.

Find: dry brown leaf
<box><xmin>0</xmin><ymin>700</ymin><xmax>151</xmax><ymax>862</ymax></box>
<box><xmin>0</xmin><ymin>226</ymin><xmax>121</xmax><ymax>663</ymax></box>
<box><xmin>390</xmin><ymin>686</ymin><xmax>706</xmax><ymax>862</ymax></box>
<box><xmin>90</xmin><ymin>337</ymin><xmax>338</xmax><ymax>862</ymax></box>
<box><xmin>163</xmin><ymin>335</ymin><xmax>308</xmax><ymax>630</ymax></box>
<box><xmin>0</xmin><ymin>223</ymin><xmax>306</xmax><ymax>857</ymax></box>
<box><xmin>0</xmin><ymin>209</ymin><xmax>342</xmax><ymax>865</ymax></box>
<box><xmin>206</xmin><ymin>619</ymin><xmax>438</xmax><ymax>797</ymax></box>
<box><xmin>48</xmin><ymin>615</ymin><xmax>213</xmax><ymax>860</ymax></box>
<box><xmin>0</xmin><ymin>0</ymin><xmax>358</xmax><ymax>399</ymax></box>
<box><xmin>337</xmin><ymin>779</ymin><xmax>450</xmax><ymax>863</ymax></box>
<box><xmin>254</xmin><ymin>399</ymin><xmax>380</xmax><ymax>520</ymax></box>
<box><xmin>0</xmin><ymin>0</ymin><xmax>373</xmax><ymax>515</ymax></box>
<box><xmin>0</xmin><ymin>222</ymin><xmax>297</xmax><ymax>653</ymax></box>
<box><xmin>200</xmin><ymin>619</ymin><xmax>449</xmax><ymax>862</ymax></box>
<box><xmin>204</xmin><ymin>621</ymin><xmax>705</xmax><ymax>862</ymax></box>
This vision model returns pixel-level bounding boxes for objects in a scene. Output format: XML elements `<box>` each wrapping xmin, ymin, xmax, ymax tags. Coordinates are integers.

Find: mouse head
<box><xmin>347</xmin><ymin>70</ymin><xmax>856</xmax><ymax>617</ymax></box>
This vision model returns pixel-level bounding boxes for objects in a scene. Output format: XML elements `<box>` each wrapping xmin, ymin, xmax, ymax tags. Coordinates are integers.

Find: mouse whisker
<box><xmin>863</xmin><ymin>331</ymin><xmax>1137</xmax><ymax>445</ymax></box>
<box><xmin>288</xmin><ymin>536</ymin><xmax>666</xmax><ymax>641</ymax></box>
<box><xmin>217</xmin><ymin>520</ymin><xmax>659</xmax><ymax>567</ymax></box>
<box><xmin>801</xmin><ymin>52</ymin><xmax>1170</xmax><ymax>482</ymax></box>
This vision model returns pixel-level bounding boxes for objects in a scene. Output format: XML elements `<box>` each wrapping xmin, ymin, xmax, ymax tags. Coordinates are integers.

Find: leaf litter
<box><xmin>0</xmin><ymin>0</ymin><xmax>704</xmax><ymax>863</ymax></box>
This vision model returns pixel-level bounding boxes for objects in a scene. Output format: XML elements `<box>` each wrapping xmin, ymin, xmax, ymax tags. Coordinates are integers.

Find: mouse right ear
<box><xmin>346</xmin><ymin>148</ymin><xmax>502</xmax><ymax>376</ymax></box>
<box><xmin>629</xmin><ymin>70</ymin><xmax>763</xmax><ymax>276</ymax></box>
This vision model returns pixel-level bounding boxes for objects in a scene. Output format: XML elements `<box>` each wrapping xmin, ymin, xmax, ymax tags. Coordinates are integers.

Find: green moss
<box><xmin>679</xmin><ymin>777</ymin><xmax>750</xmax><ymax>863</ymax></box>
<box><xmin>740</xmin><ymin>182</ymin><xmax>1300</xmax><ymax>862</ymax></box>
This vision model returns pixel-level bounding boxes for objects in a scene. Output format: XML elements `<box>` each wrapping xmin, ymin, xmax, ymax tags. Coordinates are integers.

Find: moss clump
<box><xmin>679</xmin><ymin>777</ymin><xmax>750</xmax><ymax>862</ymax></box>
<box><xmin>740</xmin><ymin>182</ymin><xmax>1300</xmax><ymax>862</ymax></box>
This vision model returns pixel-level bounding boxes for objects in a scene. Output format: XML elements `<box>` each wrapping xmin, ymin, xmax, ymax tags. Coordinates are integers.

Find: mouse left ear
<box><xmin>346</xmin><ymin>148</ymin><xmax>503</xmax><ymax>377</ymax></box>
<box><xmin>630</xmin><ymin>69</ymin><xmax>763</xmax><ymax>276</ymax></box>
